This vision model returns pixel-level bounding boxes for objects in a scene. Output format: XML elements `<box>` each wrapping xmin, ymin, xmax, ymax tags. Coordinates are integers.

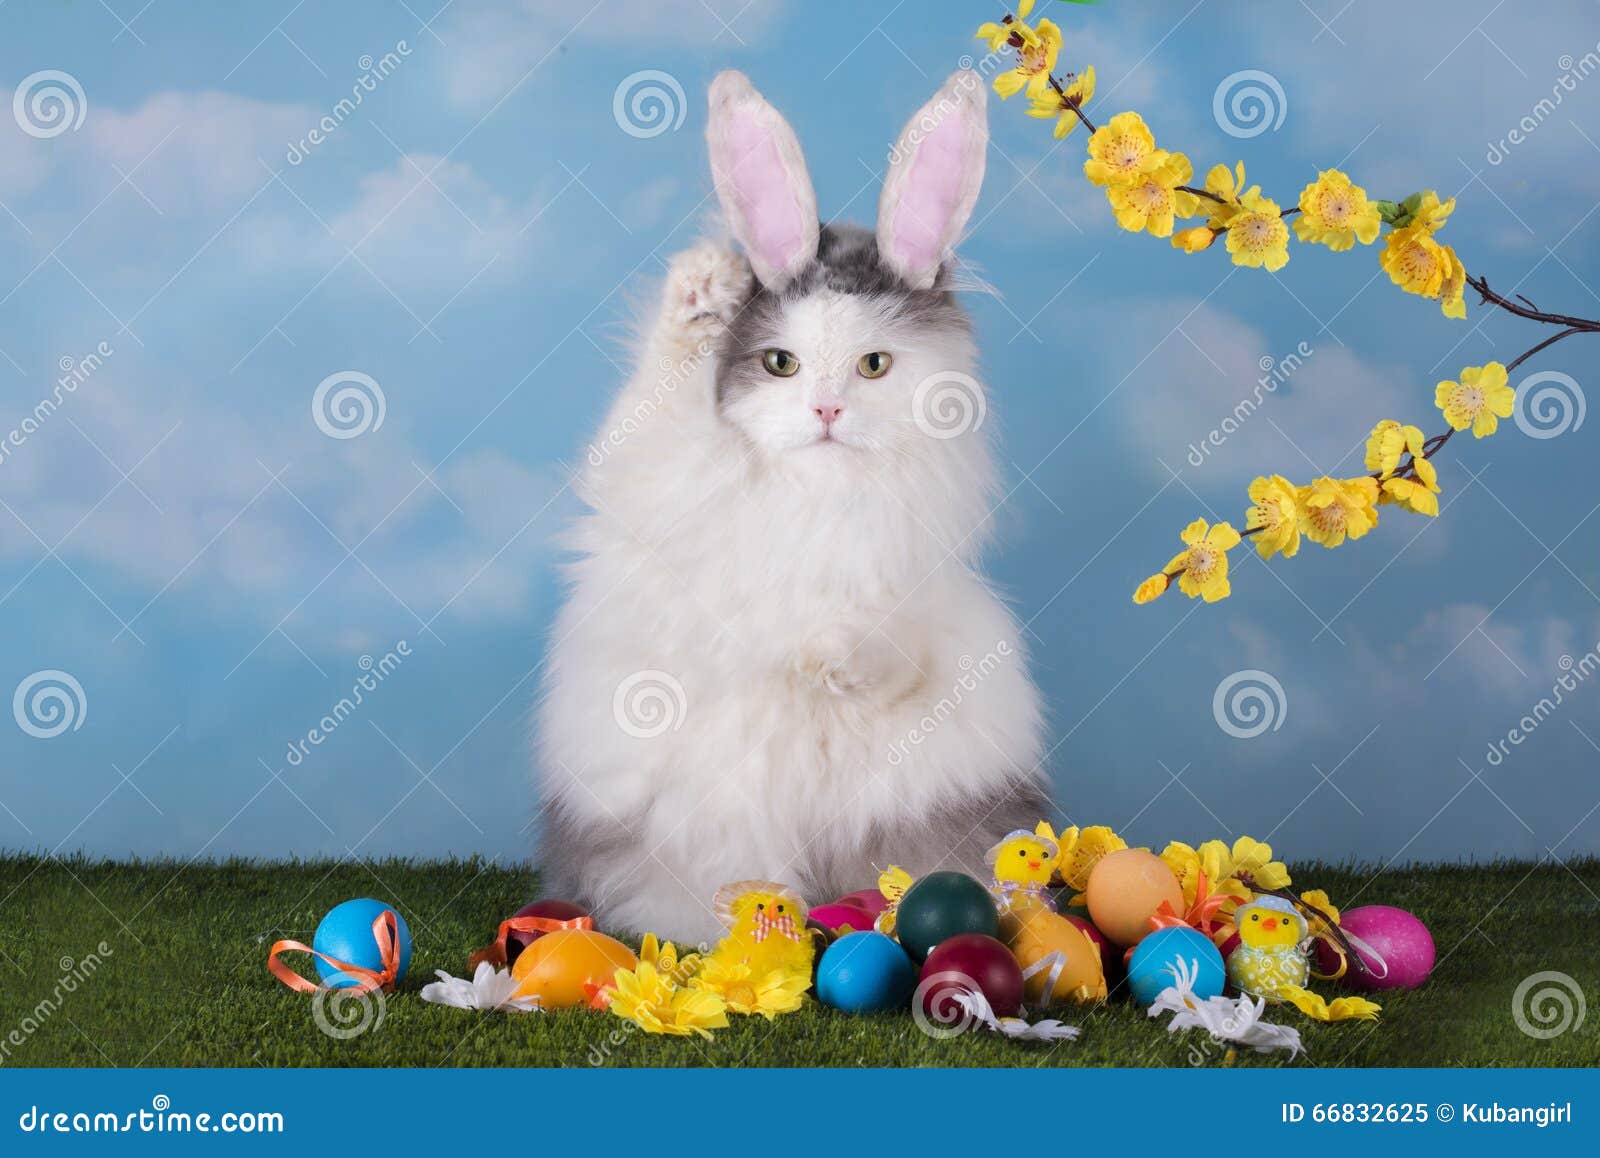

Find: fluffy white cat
<box><xmin>537</xmin><ymin>69</ymin><xmax>1050</xmax><ymax>943</ymax></box>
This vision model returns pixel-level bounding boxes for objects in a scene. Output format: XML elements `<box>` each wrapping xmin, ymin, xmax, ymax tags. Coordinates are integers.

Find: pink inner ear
<box><xmin>726</xmin><ymin>109</ymin><xmax>806</xmax><ymax>274</ymax></box>
<box><xmin>889</xmin><ymin>111</ymin><xmax>967</xmax><ymax>274</ymax></box>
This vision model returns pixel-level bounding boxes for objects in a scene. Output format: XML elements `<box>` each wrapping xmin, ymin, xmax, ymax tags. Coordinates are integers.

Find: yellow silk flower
<box><xmin>691</xmin><ymin>960</ymin><xmax>810</xmax><ymax>1020</ymax></box>
<box><xmin>976</xmin><ymin>0</ymin><xmax>1040</xmax><ymax>50</ymax></box>
<box><xmin>1298</xmin><ymin>477</ymin><xmax>1380</xmax><ymax>548</ymax></box>
<box><xmin>1107</xmin><ymin>151</ymin><xmax>1200</xmax><ymax>237</ymax></box>
<box><xmin>637</xmin><ymin>932</ymin><xmax>701</xmax><ymax>987</ymax></box>
<box><xmin>1436</xmin><ymin>361</ymin><xmax>1514</xmax><ymax>437</ymax></box>
<box><xmin>1246</xmin><ymin>474</ymin><xmax>1302</xmax><ymax>560</ymax></box>
<box><xmin>1365</xmin><ymin>419</ymin><xmax>1427</xmax><ymax>478</ymax></box>
<box><xmin>1027</xmin><ymin>65</ymin><xmax>1094</xmax><ymax>138</ymax></box>
<box><xmin>1160</xmin><ymin>839</ymin><xmax>1252</xmax><ymax>910</ymax></box>
<box><xmin>1380</xmin><ymin>458</ymin><xmax>1442</xmax><ymax>517</ymax></box>
<box><xmin>1295</xmin><ymin>169</ymin><xmax>1382</xmax><ymax>251</ymax></box>
<box><xmin>1163</xmin><ymin>518</ymin><xmax>1241</xmax><ymax>602</ymax></box>
<box><xmin>1381</xmin><ymin>220</ymin><xmax>1467</xmax><ymax>318</ymax></box>
<box><xmin>1133</xmin><ymin>573</ymin><xmax>1169</xmax><ymax>604</ymax></box>
<box><xmin>1084</xmin><ymin>112</ymin><xmax>1161</xmax><ymax>187</ymax></box>
<box><xmin>1229</xmin><ymin>836</ymin><xmax>1292</xmax><ymax>891</ymax></box>
<box><xmin>1223</xmin><ymin>190</ymin><xmax>1291</xmax><ymax>271</ymax></box>
<box><xmin>1299</xmin><ymin>888</ymin><xmax>1342</xmax><ymax>939</ymax></box>
<box><xmin>1058</xmin><ymin>825</ymin><xmax>1127</xmax><ymax>896</ymax></box>
<box><xmin>1171</xmin><ymin>226</ymin><xmax>1217</xmax><ymax>252</ymax></box>
<box><xmin>986</xmin><ymin>6</ymin><xmax>1063</xmax><ymax>100</ymax></box>
<box><xmin>607</xmin><ymin>961</ymin><xmax>729</xmax><ymax>1039</ymax></box>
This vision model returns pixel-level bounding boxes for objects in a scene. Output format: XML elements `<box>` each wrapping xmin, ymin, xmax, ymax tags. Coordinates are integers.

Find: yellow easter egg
<box><xmin>1004</xmin><ymin>906</ymin><xmax>1106</xmax><ymax>1005</ymax></box>
<box><xmin>510</xmin><ymin>928</ymin><xmax>637</xmax><ymax>1009</ymax></box>
<box><xmin>1085</xmin><ymin>848</ymin><xmax>1183</xmax><ymax>947</ymax></box>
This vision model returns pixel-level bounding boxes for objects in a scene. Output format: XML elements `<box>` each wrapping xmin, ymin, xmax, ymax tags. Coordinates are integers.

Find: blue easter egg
<box><xmin>1127</xmin><ymin>926</ymin><xmax>1224</xmax><ymax>1006</ymax></box>
<box><xmin>312</xmin><ymin>898</ymin><xmax>412</xmax><ymax>989</ymax></box>
<box><xmin>816</xmin><ymin>932</ymin><xmax>917</xmax><ymax>1013</ymax></box>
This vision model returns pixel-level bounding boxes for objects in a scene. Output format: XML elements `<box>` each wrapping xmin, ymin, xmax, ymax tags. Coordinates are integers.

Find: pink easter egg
<box><xmin>809</xmin><ymin>902</ymin><xmax>877</xmax><ymax>934</ymax></box>
<box><xmin>1313</xmin><ymin>904</ymin><xmax>1434</xmax><ymax>991</ymax></box>
<box><xmin>836</xmin><ymin>889</ymin><xmax>890</xmax><ymax>917</ymax></box>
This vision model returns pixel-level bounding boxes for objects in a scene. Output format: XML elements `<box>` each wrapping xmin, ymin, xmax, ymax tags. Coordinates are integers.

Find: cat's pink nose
<box><xmin>813</xmin><ymin>403</ymin><xmax>844</xmax><ymax>426</ymax></box>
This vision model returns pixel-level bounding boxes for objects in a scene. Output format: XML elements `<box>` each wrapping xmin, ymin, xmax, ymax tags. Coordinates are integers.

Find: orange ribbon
<box><xmin>1147</xmin><ymin>869</ymin><xmax>1235</xmax><ymax>940</ymax></box>
<box><xmin>268</xmin><ymin>908</ymin><xmax>400</xmax><ymax>995</ymax></box>
<box><xmin>467</xmin><ymin>913</ymin><xmax>595</xmax><ymax>971</ymax></box>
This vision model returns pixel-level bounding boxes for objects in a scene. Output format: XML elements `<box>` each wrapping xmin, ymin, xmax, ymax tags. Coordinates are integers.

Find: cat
<box><xmin>536</xmin><ymin>69</ymin><xmax>1050</xmax><ymax>943</ymax></box>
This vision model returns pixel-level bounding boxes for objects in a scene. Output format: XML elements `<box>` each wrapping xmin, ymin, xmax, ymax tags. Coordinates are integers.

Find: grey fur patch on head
<box><xmin>714</xmin><ymin>224</ymin><xmax>971</xmax><ymax>408</ymax></box>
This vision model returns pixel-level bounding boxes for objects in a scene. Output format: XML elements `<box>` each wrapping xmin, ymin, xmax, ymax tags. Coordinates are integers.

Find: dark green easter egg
<box><xmin>894</xmin><ymin>871</ymin><xmax>999</xmax><ymax>962</ymax></box>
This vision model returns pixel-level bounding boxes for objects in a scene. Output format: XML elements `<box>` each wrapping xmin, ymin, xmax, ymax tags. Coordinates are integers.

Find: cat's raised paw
<box><xmin>661</xmin><ymin>243</ymin><xmax>751</xmax><ymax>341</ymax></box>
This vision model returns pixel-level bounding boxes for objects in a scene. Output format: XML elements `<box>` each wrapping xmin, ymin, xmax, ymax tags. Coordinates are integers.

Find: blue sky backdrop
<box><xmin>2</xmin><ymin>0</ymin><xmax>1598</xmax><ymax>872</ymax></box>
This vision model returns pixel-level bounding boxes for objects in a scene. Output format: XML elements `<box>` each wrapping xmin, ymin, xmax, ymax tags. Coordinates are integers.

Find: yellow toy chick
<box><xmin>1227</xmin><ymin>896</ymin><xmax>1380</xmax><ymax>1023</ymax></box>
<box><xmin>986</xmin><ymin>821</ymin><xmax>1060</xmax><ymax>914</ymax></box>
<box><xmin>707</xmin><ymin>880</ymin><xmax>815</xmax><ymax>978</ymax></box>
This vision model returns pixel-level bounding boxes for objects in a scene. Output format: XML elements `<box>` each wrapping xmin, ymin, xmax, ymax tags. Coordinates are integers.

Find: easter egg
<box><xmin>816</xmin><ymin>932</ymin><xmax>918</xmax><ymax>1013</ymax></box>
<box><xmin>1312</xmin><ymin>905</ymin><xmax>1434</xmax><ymax>991</ymax></box>
<box><xmin>836</xmin><ymin>889</ymin><xmax>890</xmax><ymax>918</ymax></box>
<box><xmin>895</xmin><ymin>872</ymin><xmax>999</xmax><ymax>963</ymax></box>
<box><xmin>313</xmin><ymin>898</ymin><xmax>412</xmax><ymax>989</ymax></box>
<box><xmin>1085</xmin><ymin>849</ymin><xmax>1184</xmax><ymax>947</ymax></box>
<box><xmin>1127</xmin><ymin>926</ymin><xmax>1225</xmax><ymax>1005</ymax></box>
<box><xmin>1062</xmin><ymin>913</ymin><xmax>1118</xmax><ymax>978</ymax></box>
<box><xmin>808</xmin><ymin>902</ymin><xmax>878</xmax><ymax>935</ymax></box>
<box><xmin>919</xmin><ymin>933</ymin><xmax>1024</xmax><ymax>1019</ymax></box>
<box><xmin>510</xmin><ymin>928</ymin><xmax>636</xmax><ymax>1009</ymax></box>
<box><xmin>1005</xmin><ymin>907</ymin><xmax>1106</xmax><ymax>1005</ymax></box>
<box><xmin>505</xmin><ymin>898</ymin><xmax>591</xmax><ymax>966</ymax></box>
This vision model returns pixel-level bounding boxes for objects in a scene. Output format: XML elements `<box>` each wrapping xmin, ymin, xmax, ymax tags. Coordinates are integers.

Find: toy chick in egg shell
<box><xmin>986</xmin><ymin>821</ymin><xmax>1061</xmax><ymax>915</ymax></box>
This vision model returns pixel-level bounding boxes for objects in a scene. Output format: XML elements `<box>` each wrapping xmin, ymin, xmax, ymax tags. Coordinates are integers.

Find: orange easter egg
<box><xmin>1004</xmin><ymin>906</ymin><xmax>1106</xmax><ymax>1005</ymax></box>
<box><xmin>510</xmin><ymin>928</ymin><xmax>636</xmax><ymax>1009</ymax></box>
<box><xmin>1085</xmin><ymin>848</ymin><xmax>1183</xmax><ymax>947</ymax></box>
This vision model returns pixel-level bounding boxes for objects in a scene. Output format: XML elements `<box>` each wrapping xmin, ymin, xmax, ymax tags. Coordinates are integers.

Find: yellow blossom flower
<box><xmin>1057</xmin><ymin>825</ymin><xmax>1127</xmax><ymax>894</ymax></box>
<box><xmin>975</xmin><ymin>0</ymin><xmax>1038</xmax><ymax>52</ymax></box>
<box><xmin>1084</xmin><ymin>112</ymin><xmax>1160</xmax><ymax>187</ymax></box>
<box><xmin>1133</xmin><ymin>573</ymin><xmax>1169</xmax><ymax>604</ymax></box>
<box><xmin>1299</xmin><ymin>888</ymin><xmax>1341</xmax><ymax>939</ymax></box>
<box><xmin>1229</xmin><ymin>836</ymin><xmax>1291</xmax><ymax>891</ymax></box>
<box><xmin>1406</xmin><ymin>190</ymin><xmax>1457</xmax><ymax>234</ymax></box>
<box><xmin>1294</xmin><ymin>169</ymin><xmax>1382</xmax><ymax>251</ymax></box>
<box><xmin>1163</xmin><ymin>518</ymin><xmax>1241</xmax><ymax>602</ymax></box>
<box><xmin>1298</xmin><ymin>477</ymin><xmax>1380</xmax><ymax>548</ymax></box>
<box><xmin>990</xmin><ymin>11</ymin><xmax>1063</xmax><ymax>100</ymax></box>
<box><xmin>1436</xmin><ymin>361</ymin><xmax>1514</xmax><ymax>437</ymax></box>
<box><xmin>1172</xmin><ymin>226</ymin><xmax>1216</xmax><ymax>252</ymax></box>
<box><xmin>637</xmin><ymin>932</ymin><xmax>700</xmax><ymax>987</ymax></box>
<box><xmin>1380</xmin><ymin>457</ymin><xmax>1441</xmax><ymax>517</ymax></box>
<box><xmin>607</xmin><ymin>961</ymin><xmax>728</xmax><ymax>1038</ymax></box>
<box><xmin>1381</xmin><ymin>224</ymin><xmax>1467</xmax><ymax>318</ymax></box>
<box><xmin>691</xmin><ymin>959</ymin><xmax>810</xmax><ymax>1019</ymax></box>
<box><xmin>1106</xmin><ymin>152</ymin><xmax>1200</xmax><ymax>237</ymax></box>
<box><xmin>1026</xmin><ymin>65</ymin><xmax>1094</xmax><ymax>137</ymax></box>
<box><xmin>1160</xmin><ymin>839</ymin><xmax>1253</xmax><ymax>910</ymax></box>
<box><xmin>1224</xmin><ymin>190</ymin><xmax>1291</xmax><ymax>271</ymax></box>
<box><xmin>1364</xmin><ymin>419</ymin><xmax>1427</xmax><ymax>478</ymax></box>
<box><xmin>1245</xmin><ymin>474</ymin><xmax>1302</xmax><ymax>560</ymax></box>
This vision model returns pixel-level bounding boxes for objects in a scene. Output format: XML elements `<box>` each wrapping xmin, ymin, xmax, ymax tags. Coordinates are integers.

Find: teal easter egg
<box><xmin>894</xmin><ymin>872</ymin><xmax>999</xmax><ymax>963</ymax></box>
<box><xmin>1127</xmin><ymin>926</ymin><xmax>1224</xmax><ymax>1005</ymax></box>
<box><xmin>312</xmin><ymin>898</ymin><xmax>412</xmax><ymax>989</ymax></box>
<box><xmin>816</xmin><ymin>932</ymin><xmax>918</xmax><ymax>1013</ymax></box>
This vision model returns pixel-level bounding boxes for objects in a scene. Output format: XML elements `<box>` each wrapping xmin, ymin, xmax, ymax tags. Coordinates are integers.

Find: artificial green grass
<box><xmin>0</xmin><ymin>855</ymin><xmax>1594</xmax><ymax>1067</ymax></box>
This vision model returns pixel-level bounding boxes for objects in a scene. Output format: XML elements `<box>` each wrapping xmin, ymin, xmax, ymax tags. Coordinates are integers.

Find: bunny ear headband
<box><xmin>711</xmin><ymin>880</ymin><xmax>808</xmax><ymax>928</ymax></box>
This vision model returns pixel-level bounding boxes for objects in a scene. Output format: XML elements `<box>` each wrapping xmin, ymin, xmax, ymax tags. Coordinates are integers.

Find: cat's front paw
<box><xmin>660</xmin><ymin>243</ymin><xmax>751</xmax><ymax>345</ymax></box>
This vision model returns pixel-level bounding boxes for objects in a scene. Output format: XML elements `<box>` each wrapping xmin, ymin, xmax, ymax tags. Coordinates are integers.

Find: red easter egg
<box><xmin>836</xmin><ymin>889</ymin><xmax>890</xmax><ymax>917</ymax></box>
<box><xmin>1312</xmin><ymin>904</ymin><xmax>1434</xmax><ymax>991</ymax></box>
<box><xmin>506</xmin><ymin>898</ymin><xmax>591</xmax><ymax>966</ymax></box>
<box><xmin>1062</xmin><ymin>913</ymin><xmax>1119</xmax><ymax>977</ymax></box>
<box><xmin>919</xmin><ymin>933</ymin><xmax>1025</xmax><ymax>1020</ymax></box>
<box><xmin>809</xmin><ymin>902</ymin><xmax>877</xmax><ymax>934</ymax></box>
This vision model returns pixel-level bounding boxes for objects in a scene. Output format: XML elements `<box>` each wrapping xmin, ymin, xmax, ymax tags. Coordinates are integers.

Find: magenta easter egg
<box><xmin>1314</xmin><ymin>904</ymin><xmax>1434</xmax><ymax>991</ymax></box>
<box><xmin>836</xmin><ymin>889</ymin><xmax>890</xmax><ymax>918</ymax></box>
<box><xmin>809</xmin><ymin>902</ymin><xmax>877</xmax><ymax>934</ymax></box>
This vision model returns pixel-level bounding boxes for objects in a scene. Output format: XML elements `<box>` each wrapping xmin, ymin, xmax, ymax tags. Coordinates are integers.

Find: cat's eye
<box><xmin>761</xmin><ymin>349</ymin><xmax>799</xmax><ymax>377</ymax></box>
<box><xmin>857</xmin><ymin>351</ymin><xmax>892</xmax><ymax>378</ymax></box>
